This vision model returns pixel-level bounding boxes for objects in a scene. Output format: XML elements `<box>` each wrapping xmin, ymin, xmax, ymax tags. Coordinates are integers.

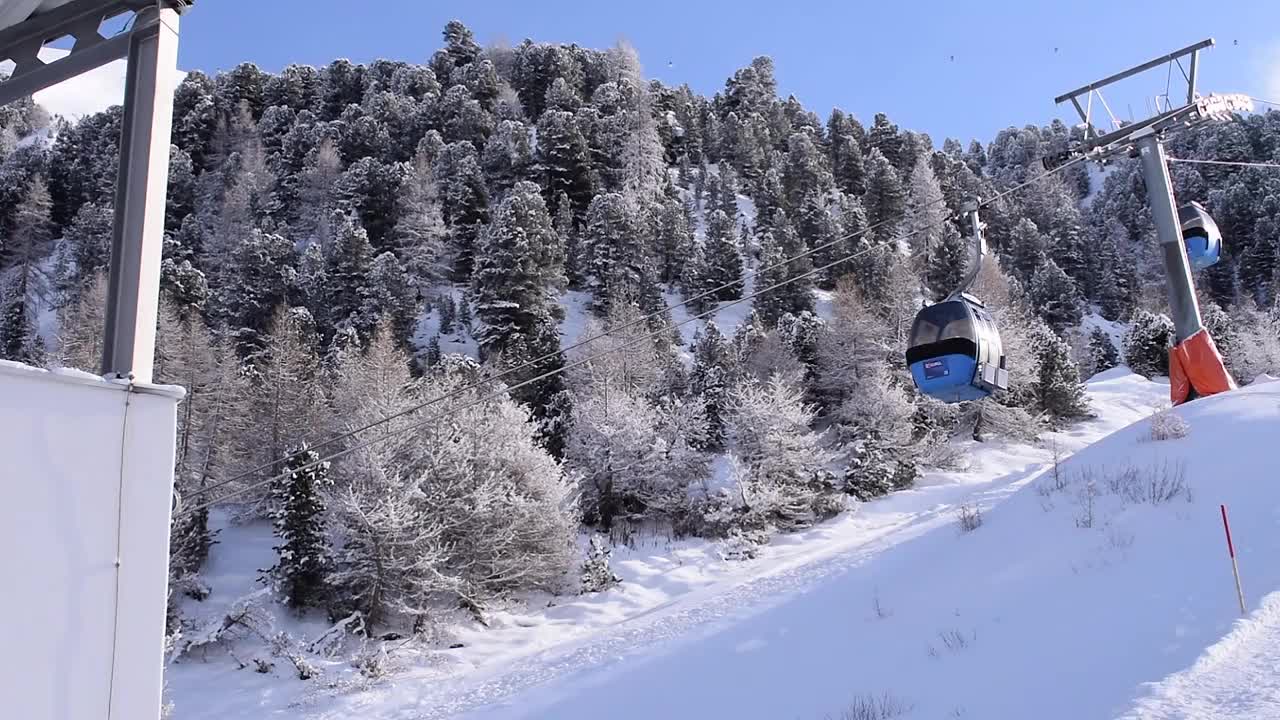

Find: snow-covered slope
<box><xmin>425</xmin><ymin>376</ymin><xmax>1279</xmax><ymax>720</ymax></box>
<box><xmin>163</xmin><ymin>369</ymin><xmax>1269</xmax><ymax>720</ymax></box>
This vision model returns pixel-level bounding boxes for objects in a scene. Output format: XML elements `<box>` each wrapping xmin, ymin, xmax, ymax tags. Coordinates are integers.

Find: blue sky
<box><xmin>177</xmin><ymin>1</ymin><xmax>1280</xmax><ymax>145</ymax></box>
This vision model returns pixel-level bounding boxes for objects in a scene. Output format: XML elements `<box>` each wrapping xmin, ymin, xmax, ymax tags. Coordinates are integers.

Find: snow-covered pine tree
<box><xmin>827</xmin><ymin>109</ymin><xmax>866</xmax><ymax>196</ymax></box>
<box><xmin>1033</xmin><ymin>323</ymin><xmax>1090</xmax><ymax>422</ymax></box>
<box><xmin>433</xmin><ymin>140</ymin><xmax>491</xmax><ymax>282</ymax></box>
<box><xmin>216</xmin><ymin>228</ymin><xmax>297</xmax><ymax>356</ymax></box>
<box><xmin>325</xmin><ymin>213</ymin><xmax>375</xmax><ymax>341</ymax></box>
<box><xmin>481</xmin><ymin>118</ymin><xmax>534</xmax><ymax>197</ymax></box>
<box><xmin>438</xmin><ymin>293</ymin><xmax>457</xmax><ymax>335</ymax></box>
<box><xmin>363</xmin><ymin>251</ymin><xmax>419</xmax><ymax>348</ymax></box>
<box><xmin>688</xmin><ymin>324</ymin><xmax>736</xmax><ymax>450</ymax></box>
<box><xmin>581</xmin><ymin>192</ymin><xmax>660</xmax><ymax>316</ymax></box>
<box><xmin>1029</xmin><ymin>259</ymin><xmax>1083</xmax><ymax>332</ymax></box>
<box><xmin>334</xmin><ymin>155</ymin><xmax>407</xmax><ymax>252</ymax></box>
<box><xmin>1087</xmin><ymin>327</ymin><xmax>1119</xmax><ymax>375</ymax></box>
<box><xmin>1123</xmin><ymin>309</ymin><xmax>1174</xmax><ymax>378</ymax></box>
<box><xmin>266</xmin><ymin>443</ymin><xmax>332</xmax><ymax>610</ymax></box>
<box><xmin>655</xmin><ymin>191</ymin><xmax>694</xmax><ymax>287</ymax></box>
<box><xmin>842</xmin><ymin>437</ymin><xmax>895</xmax><ymax>501</ymax></box>
<box><xmin>1091</xmin><ymin>219</ymin><xmax>1130</xmax><ymax>321</ymax></box>
<box><xmin>775</xmin><ymin>310</ymin><xmax>825</xmax><ymax>388</ymax></box>
<box><xmin>472</xmin><ymin>181</ymin><xmax>564</xmax><ymax>358</ymax></box>
<box><xmin>56</xmin><ymin>201</ymin><xmax>113</xmax><ymax>301</ymax></box>
<box><xmin>794</xmin><ymin>193</ymin><xmax>840</xmax><ymax>289</ymax></box>
<box><xmin>781</xmin><ymin>131</ymin><xmax>832</xmax><ymax>213</ymax></box>
<box><xmin>458</xmin><ymin>288</ymin><xmax>474</xmax><ymax>331</ymax></box>
<box><xmin>0</xmin><ymin>175</ymin><xmax>54</xmax><ymax>364</ymax></box>
<box><xmin>425</xmin><ymin>333</ymin><xmax>442</xmax><ymax>366</ymax></box>
<box><xmin>699</xmin><ymin>208</ymin><xmax>743</xmax><ymax>301</ymax></box>
<box><xmin>536</xmin><ymin>109</ymin><xmax>595</xmax><ymax>223</ymax></box>
<box><xmin>754</xmin><ymin>166</ymin><xmax>785</xmax><ymax>226</ymax></box>
<box><xmin>925</xmin><ymin>221</ymin><xmax>968</xmax><ymax>301</ymax></box>
<box><xmin>862</xmin><ymin>148</ymin><xmax>905</xmax><ymax>242</ymax></box>
<box><xmin>867</xmin><ymin>113</ymin><xmax>903</xmax><ymax>170</ymax></box>
<box><xmin>753</xmin><ymin>211</ymin><xmax>814</xmax><ymax>327</ymax></box>
<box><xmin>494</xmin><ymin>314</ymin><xmax>571</xmax><ymax>457</ymax></box>
<box><xmin>580</xmin><ymin>535</ymin><xmax>621</xmax><ymax>593</ymax></box>
<box><xmin>1007</xmin><ymin>218</ymin><xmax>1048</xmax><ymax>286</ymax></box>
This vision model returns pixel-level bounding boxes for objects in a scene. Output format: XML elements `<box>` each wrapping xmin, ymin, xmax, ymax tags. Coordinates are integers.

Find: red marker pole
<box><xmin>1221</xmin><ymin>504</ymin><xmax>1246</xmax><ymax>615</ymax></box>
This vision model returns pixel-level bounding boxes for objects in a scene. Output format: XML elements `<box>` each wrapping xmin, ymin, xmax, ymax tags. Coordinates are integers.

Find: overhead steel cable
<box><xmin>1165</xmin><ymin>156</ymin><xmax>1280</xmax><ymax>170</ymax></box>
<box><xmin>174</xmin><ymin>154</ymin><xmax>1087</xmax><ymax>518</ymax></box>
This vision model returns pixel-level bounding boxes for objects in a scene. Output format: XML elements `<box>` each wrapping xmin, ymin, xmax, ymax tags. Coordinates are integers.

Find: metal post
<box><xmin>100</xmin><ymin>6</ymin><xmax>180</xmax><ymax>383</ymax></box>
<box><xmin>1187</xmin><ymin>49</ymin><xmax>1200</xmax><ymax>104</ymax></box>
<box><xmin>1136</xmin><ymin>134</ymin><xmax>1202</xmax><ymax>343</ymax></box>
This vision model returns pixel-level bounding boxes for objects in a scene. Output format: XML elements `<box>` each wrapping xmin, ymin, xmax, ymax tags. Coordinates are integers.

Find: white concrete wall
<box><xmin>0</xmin><ymin>361</ymin><xmax>183</xmax><ymax>720</ymax></box>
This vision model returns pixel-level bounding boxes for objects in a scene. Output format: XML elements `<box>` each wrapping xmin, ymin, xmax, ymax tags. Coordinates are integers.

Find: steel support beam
<box><xmin>1187</xmin><ymin>48</ymin><xmax>1200</xmax><ymax>104</ymax></box>
<box><xmin>1136</xmin><ymin>135</ymin><xmax>1202</xmax><ymax>344</ymax></box>
<box><xmin>1054</xmin><ymin>38</ymin><xmax>1214</xmax><ymax>106</ymax></box>
<box><xmin>0</xmin><ymin>0</ymin><xmax>161</xmax><ymax>108</ymax></box>
<box><xmin>100</xmin><ymin>6</ymin><xmax>178</xmax><ymax>383</ymax></box>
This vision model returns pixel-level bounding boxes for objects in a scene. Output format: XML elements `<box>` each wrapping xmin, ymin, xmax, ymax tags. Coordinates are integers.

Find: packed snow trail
<box><xmin>268</xmin><ymin>371</ymin><xmax>1199</xmax><ymax>720</ymax></box>
<box><xmin>391</xmin><ymin>377</ymin><xmax>1280</xmax><ymax>720</ymax></box>
<box><xmin>1117</xmin><ymin>591</ymin><xmax>1280</xmax><ymax>719</ymax></box>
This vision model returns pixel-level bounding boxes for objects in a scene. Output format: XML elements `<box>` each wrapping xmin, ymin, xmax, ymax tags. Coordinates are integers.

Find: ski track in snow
<box><xmin>1117</xmin><ymin>592</ymin><xmax>1280</xmax><ymax>720</ymax></box>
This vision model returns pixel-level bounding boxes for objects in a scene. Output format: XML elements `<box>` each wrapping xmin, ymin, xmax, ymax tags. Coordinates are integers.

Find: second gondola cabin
<box><xmin>1178</xmin><ymin>201</ymin><xmax>1222</xmax><ymax>270</ymax></box>
<box><xmin>905</xmin><ymin>293</ymin><xmax>1009</xmax><ymax>403</ymax></box>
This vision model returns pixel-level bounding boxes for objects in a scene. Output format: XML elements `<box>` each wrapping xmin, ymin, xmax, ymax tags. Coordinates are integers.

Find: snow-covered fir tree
<box><xmin>688</xmin><ymin>324</ymin><xmax>737</xmax><ymax>449</ymax></box>
<box><xmin>0</xmin><ymin>176</ymin><xmax>53</xmax><ymax>364</ymax></box>
<box><xmin>1124</xmin><ymin>310</ymin><xmax>1174</xmax><ymax>378</ymax></box>
<box><xmin>1032</xmin><ymin>323</ymin><xmax>1091</xmax><ymax>422</ymax></box>
<box><xmin>1029</xmin><ymin>259</ymin><xmax>1083</xmax><ymax>332</ymax></box>
<box><xmin>1087</xmin><ymin>327</ymin><xmax>1120</xmax><ymax>375</ymax></box>
<box><xmin>471</xmin><ymin>180</ymin><xmax>564</xmax><ymax>358</ymax></box>
<box><xmin>266</xmin><ymin>444</ymin><xmax>332</xmax><ymax>610</ymax></box>
<box><xmin>697</xmin><ymin>208</ymin><xmax>744</xmax><ymax>302</ymax></box>
<box><xmin>863</xmin><ymin>148</ymin><xmax>905</xmax><ymax>240</ymax></box>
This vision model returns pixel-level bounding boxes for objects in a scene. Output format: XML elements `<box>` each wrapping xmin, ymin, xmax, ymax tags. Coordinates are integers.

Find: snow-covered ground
<box><xmin>421</xmin><ymin>375</ymin><xmax>1280</xmax><ymax>720</ymax></box>
<box><xmin>1117</xmin><ymin>591</ymin><xmax>1280</xmax><ymax>720</ymax></box>
<box><xmin>1081</xmin><ymin>309</ymin><xmax>1128</xmax><ymax>352</ymax></box>
<box><xmin>161</xmin><ymin>369</ymin><xmax>1278</xmax><ymax>720</ymax></box>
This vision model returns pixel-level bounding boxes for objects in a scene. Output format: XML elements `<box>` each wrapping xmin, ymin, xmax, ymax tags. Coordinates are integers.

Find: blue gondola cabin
<box><xmin>906</xmin><ymin>294</ymin><xmax>1009</xmax><ymax>403</ymax></box>
<box><xmin>1178</xmin><ymin>201</ymin><xmax>1222</xmax><ymax>271</ymax></box>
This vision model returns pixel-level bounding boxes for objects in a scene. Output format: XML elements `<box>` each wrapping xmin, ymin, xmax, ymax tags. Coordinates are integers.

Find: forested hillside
<box><xmin>0</xmin><ymin>20</ymin><xmax>1277</xmax><ymax>641</ymax></box>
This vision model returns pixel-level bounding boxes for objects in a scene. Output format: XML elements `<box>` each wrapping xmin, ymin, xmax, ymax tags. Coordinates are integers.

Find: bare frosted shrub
<box><xmin>826</xmin><ymin>693</ymin><xmax>914</xmax><ymax>720</ymax></box>
<box><xmin>956</xmin><ymin>503</ymin><xmax>983</xmax><ymax>533</ymax></box>
<box><xmin>1148</xmin><ymin>406</ymin><xmax>1189</xmax><ymax>441</ymax></box>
